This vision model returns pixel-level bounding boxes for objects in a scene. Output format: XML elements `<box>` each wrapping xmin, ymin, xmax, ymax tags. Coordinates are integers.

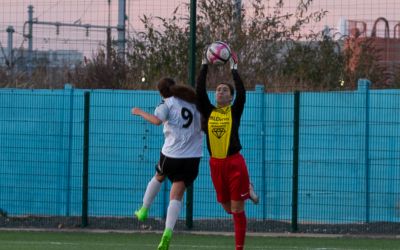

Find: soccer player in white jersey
<box><xmin>131</xmin><ymin>77</ymin><xmax>203</xmax><ymax>250</ymax></box>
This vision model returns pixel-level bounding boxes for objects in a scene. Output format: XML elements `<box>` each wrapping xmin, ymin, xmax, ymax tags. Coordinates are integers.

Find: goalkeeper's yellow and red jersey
<box><xmin>208</xmin><ymin>106</ymin><xmax>232</xmax><ymax>158</ymax></box>
<box><xmin>196</xmin><ymin>65</ymin><xmax>246</xmax><ymax>159</ymax></box>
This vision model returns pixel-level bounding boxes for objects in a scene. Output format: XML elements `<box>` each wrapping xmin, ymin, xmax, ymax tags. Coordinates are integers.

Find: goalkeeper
<box><xmin>196</xmin><ymin>48</ymin><xmax>259</xmax><ymax>250</ymax></box>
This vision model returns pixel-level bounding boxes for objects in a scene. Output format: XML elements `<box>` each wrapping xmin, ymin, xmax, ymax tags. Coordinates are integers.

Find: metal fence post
<box><xmin>186</xmin><ymin>0</ymin><xmax>197</xmax><ymax>230</ymax></box>
<box><xmin>82</xmin><ymin>91</ymin><xmax>90</xmax><ymax>227</ymax></box>
<box><xmin>358</xmin><ymin>79</ymin><xmax>371</xmax><ymax>223</ymax></box>
<box><xmin>291</xmin><ymin>91</ymin><xmax>300</xmax><ymax>232</ymax></box>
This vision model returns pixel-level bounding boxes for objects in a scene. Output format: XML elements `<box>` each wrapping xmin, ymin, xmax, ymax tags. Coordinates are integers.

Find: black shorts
<box><xmin>155</xmin><ymin>152</ymin><xmax>200</xmax><ymax>187</ymax></box>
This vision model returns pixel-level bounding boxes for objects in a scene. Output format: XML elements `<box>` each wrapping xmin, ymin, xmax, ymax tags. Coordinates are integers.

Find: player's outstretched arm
<box><xmin>230</xmin><ymin>49</ymin><xmax>246</xmax><ymax>113</ymax></box>
<box><xmin>131</xmin><ymin>107</ymin><xmax>162</xmax><ymax>125</ymax></box>
<box><xmin>195</xmin><ymin>46</ymin><xmax>214</xmax><ymax>116</ymax></box>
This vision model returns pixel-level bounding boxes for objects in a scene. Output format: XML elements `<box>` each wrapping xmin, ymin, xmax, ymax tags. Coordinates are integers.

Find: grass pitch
<box><xmin>0</xmin><ymin>230</ymin><xmax>399</xmax><ymax>250</ymax></box>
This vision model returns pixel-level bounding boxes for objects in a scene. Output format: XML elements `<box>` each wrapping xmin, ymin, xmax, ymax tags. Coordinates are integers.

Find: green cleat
<box><xmin>134</xmin><ymin>207</ymin><xmax>148</xmax><ymax>222</ymax></box>
<box><xmin>157</xmin><ymin>228</ymin><xmax>172</xmax><ymax>250</ymax></box>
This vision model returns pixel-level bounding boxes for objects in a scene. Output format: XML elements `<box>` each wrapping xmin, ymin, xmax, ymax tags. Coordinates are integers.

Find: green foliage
<box><xmin>342</xmin><ymin>36</ymin><xmax>389</xmax><ymax>88</ymax></box>
<box><xmin>281</xmin><ymin>33</ymin><xmax>345</xmax><ymax>90</ymax></box>
<box><xmin>126</xmin><ymin>7</ymin><xmax>190</xmax><ymax>85</ymax></box>
<box><xmin>69</xmin><ymin>48</ymin><xmax>128</xmax><ymax>89</ymax></box>
<box><xmin>124</xmin><ymin>0</ymin><xmax>397</xmax><ymax>91</ymax></box>
<box><xmin>4</xmin><ymin>0</ymin><xmax>398</xmax><ymax>90</ymax></box>
<box><xmin>126</xmin><ymin>0</ymin><xmax>335</xmax><ymax>90</ymax></box>
<box><xmin>0</xmin><ymin>65</ymin><xmax>71</xmax><ymax>89</ymax></box>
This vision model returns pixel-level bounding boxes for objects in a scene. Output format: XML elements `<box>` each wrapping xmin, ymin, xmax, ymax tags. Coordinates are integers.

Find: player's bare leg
<box><xmin>249</xmin><ymin>183</ymin><xmax>259</xmax><ymax>204</ymax></box>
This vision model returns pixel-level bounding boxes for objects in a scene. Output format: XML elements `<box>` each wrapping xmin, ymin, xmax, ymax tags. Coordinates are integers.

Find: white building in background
<box><xmin>337</xmin><ymin>17</ymin><xmax>349</xmax><ymax>36</ymax></box>
<box><xmin>0</xmin><ymin>48</ymin><xmax>83</xmax><ymax>69</ymax></box>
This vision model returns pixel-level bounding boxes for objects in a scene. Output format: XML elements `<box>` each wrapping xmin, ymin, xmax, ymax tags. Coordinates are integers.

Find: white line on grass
<box><xmin>0</xmin><ymin>240</ymin><xmax>153</xmax><ymax>247</ymax></box>
<box><xmin>0</xmin><ymin>240</ymin><xmax>373</xmax><ymax>250</ymax></box>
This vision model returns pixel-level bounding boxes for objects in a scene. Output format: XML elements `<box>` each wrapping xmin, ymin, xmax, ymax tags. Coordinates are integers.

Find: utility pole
<box><xmin>107</xmin><ymin>0</ymin><xmax>112</xmax><ymax>65</ymax></box>
<box><xmin>27</xmin><ymin>5</ymin><xmax>33</xmax><ymax>77</ymax></box>
<box><xmin>24</xmin><ymin>1</ymin><xmax>127</xmax><ymax>66</ymax></box>
<box><xmin>117</xmin><ymin>0</ymin><xmax>126</xmax><ymax>62</ymax></box>
<box><xmin>6</xmin><ymin>26</ymin><xmax>14</xmax><ymax>67</ymax></box>
<box><xmin>6</xmin><ymin>26</ymin><xmax>15</xmax><ymax>83</ymax></box>
<box><xmin>231</xmin><ymin>0</ymin><xmax>241</xmax><ymax>41</ymax></box>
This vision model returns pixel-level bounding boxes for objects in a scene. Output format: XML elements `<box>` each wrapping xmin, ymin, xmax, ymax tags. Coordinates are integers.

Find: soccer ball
<box><xmin>206</xmin><ymin>41</ymin><xmax>231</xmax><ymax>65</ymax></box>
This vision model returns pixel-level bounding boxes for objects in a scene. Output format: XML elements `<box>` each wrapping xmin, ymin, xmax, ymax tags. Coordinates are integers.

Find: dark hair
<box><xmin>170</xmin><ymin>85</ymin><xmax>197</xmax><ymax>104</ymax></box>
<box><xmin>157</xmin><ymin>77</ymin><xmax>197</xmax><ymax>103</ymax></box>
<box><xmin>218</xmin><ymin>82</ymin><xmax>235</xmax><ymax>97</ymax></box>
<box><xmin>157</xmin><ymin>78</ymin><xmax>175</xmax><ymax>98</ymax></box>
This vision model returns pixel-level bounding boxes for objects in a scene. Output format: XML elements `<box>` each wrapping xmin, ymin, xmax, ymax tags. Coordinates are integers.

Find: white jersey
<box><xmin>154</xmin><ymin>96</ymin><xmax>203</xmax><ymax>158</ymax></box>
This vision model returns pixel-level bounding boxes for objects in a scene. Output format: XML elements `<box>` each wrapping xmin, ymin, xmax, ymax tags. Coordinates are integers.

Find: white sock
<box><xmin>165</xmin><ymin>200</ymin><xmax>182</xmax><ymax>230</ymax></box>
<box><xmin>142</xmin><ymin>177</ymin><xmax>162</xmax><ymax>208</ymax></box>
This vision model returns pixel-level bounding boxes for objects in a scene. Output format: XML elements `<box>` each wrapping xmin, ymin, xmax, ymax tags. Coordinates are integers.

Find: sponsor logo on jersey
<box><xmin>212</xmin><ymin>128</ymin><xmax>226</xmax><ymax>138</ymax></box>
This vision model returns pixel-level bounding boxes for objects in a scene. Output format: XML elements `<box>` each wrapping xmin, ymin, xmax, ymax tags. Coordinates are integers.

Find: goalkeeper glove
<box><xmin>202</xmin><ymin>45</ymin><xmax>209</xmax><ymax>65</ymax></box>
<box><xmin>229</xmin><ymin>50</ymin><xmax>238</xmax><ymax>70</ymax></box>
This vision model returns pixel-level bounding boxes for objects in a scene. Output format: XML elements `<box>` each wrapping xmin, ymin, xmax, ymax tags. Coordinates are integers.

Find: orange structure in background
<box><xmin>344</xmin><ymin>17</ymin><xmax>400</xmax><ymax>84</ymax></box>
